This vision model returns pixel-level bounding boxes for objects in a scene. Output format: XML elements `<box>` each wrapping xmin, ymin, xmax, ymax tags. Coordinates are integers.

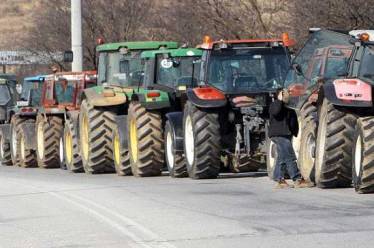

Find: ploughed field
<box><xmin>0</xmin><ymin>165</ymin><xmax>373</xmax><ymax>248</ymax></box>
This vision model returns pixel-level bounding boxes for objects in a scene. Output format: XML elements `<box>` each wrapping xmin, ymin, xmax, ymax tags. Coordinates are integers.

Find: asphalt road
<box><xmin>0</xmin><ymin>166</ymin><xmax>373</xmax><ymax>248</ymax></box>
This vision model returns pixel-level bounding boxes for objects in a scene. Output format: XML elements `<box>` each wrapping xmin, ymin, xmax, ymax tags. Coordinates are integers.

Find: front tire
<box><xmin>183</xmin><ymin>102</ymin><xmax>221</xmax><ymax>179</ymax></box>
<box><xmin>128</xmin><ymin>102</ymin><xmax>164</xmax><ymax>177</ymax></box>
<box><xmin>315</xmin><ymin>99</ymin><xmax>356</xmax><ymax>188</ymax></box>
<box><xmin>79</xmin><ymin>100</ymin><xmax>115</xmax><ymax>174</ymax></box>
<box><xmin>36</xmin><ymin>115</ymin><xmax>64</xmax><ymax>169</ymax></box>
<box><xmin>165</xmin><ymin>120</ymin><xmax>187</xmax><ymax>178</ymax></box>
<box><xmin>0</xmin><ymin>130</ymin><xmax>12</xmax><ymax>166</ymax></box>
<box><xmin>18</xmin><ymin>130</ymin><xmax>37</xmax><ymax>168</ymax></box>
<box><xmin>352</xmin><ymin>117</ymin><xmax>374</xmax><ymax>193</ymax></box>
<box><xmin>298</xmin><ymin>119</ymin><xmax>317</xmax><ymax>183</ymax></box>
<box><xmin>64</xmin><ymin>118</ymin><xmax>83</xmax><ymax>173</ymax></box>
<box><xmin>112</xmin><ymin>127</ymin><xmax>132</xmax><ymax>176</ymax></box>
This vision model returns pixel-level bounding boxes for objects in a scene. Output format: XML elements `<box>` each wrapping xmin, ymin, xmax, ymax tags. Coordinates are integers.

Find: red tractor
<box><xmin>166</xmin><ymin>35</ymin><xmax>294</xmax><ymax>179</ymax></box>
<box><xmin>21</xmin><ymin>71</ymin><xmax>97</xmax><ymax>170</ymax></box>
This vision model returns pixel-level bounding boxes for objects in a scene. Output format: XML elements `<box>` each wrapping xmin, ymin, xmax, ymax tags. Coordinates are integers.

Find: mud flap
<box><xmin>114</xmin><ymin>115</ymin><xmax>128</xmax><ymax>149</ymax></box>
<box><xmin>166</xmin><ymin>112</ymin><xmax>184</xmax><ymax>152</ymax></box>
<box><xmin>20</xmin><ymin>123</ymin><xmax>36</xmax><ymax>149</ymax></box>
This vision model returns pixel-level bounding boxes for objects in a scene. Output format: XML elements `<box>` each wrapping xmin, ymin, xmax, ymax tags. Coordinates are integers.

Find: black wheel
<box><xmin>64</xmin><ymin>118</ymin><xmax>83</xmax><ymax>173</ymax></box>
<box><xmin>183</xmin><ymin>102</ymin><xmax>220</xmax><ymax>179</ymax></box>
<box><xmin>18</xmin><ymin>128</ymin><xmax>37</xmax><ymax>168</ymax></box>
<box><xmin>266</xmin><ymin>137</ymin><xmax>277</xmax><ymax>180</ymax></box>
<box><xmin>298</xmin><ymin>119</ymin><xmax>317</xmax><ymax>182</ymax></box>
<box><xmin>352</xmin><ymin>117</ymin><xmax>374</xmax><ymax>193</ymax></box>
<box><xmin>165</xmin><ymin>120</ymin><xmax>187</xmax><ymax>178</ymax></box>
<box><xmin>10</xmin><ymin>115</ymin><xmax>30</xmax><ymax>167</ymax></box>
<box><xmin>79</xmin><ymin>100</ymin><xmax>115</xmax><ymax>174</ymax></box>
<box><xmin>315</xmin><ymin>99</ymin><xmax>356</xmax><ymax>188</ymax></box>
<box><xmin>293</xmin><ymin>102</ymin><xmax>317</xmax><ymax>158</ymax></box>
<box><xmin>0</xmin><ymin>130</ymin><xmax>12</xmax><ymax>166</ymax></box>
<box><xmin>128</xmin><ymin>102</ymin><xmax>164</xmax><ymax>177</ymax></box>
<box><xmin>112</xmin><ymin>127</ymin><xmax>132</xmax><ymax>176</ymax></box>
<box><xmin>36</xmin><ymin>114</ymin><xmax>64</xmax><ymax>168</ymax></box>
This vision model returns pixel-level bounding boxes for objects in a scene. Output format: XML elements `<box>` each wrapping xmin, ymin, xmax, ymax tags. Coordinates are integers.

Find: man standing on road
<box><xmin>269</xmin><ymin>89</ymin><xmax>312</xmax><ymax>189</ymax></box>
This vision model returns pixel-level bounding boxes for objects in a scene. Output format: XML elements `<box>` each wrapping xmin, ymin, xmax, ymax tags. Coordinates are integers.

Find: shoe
<box><xmin>294</xmin><ymin>178</ymin><xmax>314</xmax><ymax>188</ymax></box>
<box><xmin>275</xmin><ymin>179</ymin><xmax>293</xmax><ymax>189</ymax></box>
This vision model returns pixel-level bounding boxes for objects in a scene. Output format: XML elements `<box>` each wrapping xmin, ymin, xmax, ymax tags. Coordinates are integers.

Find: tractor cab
<box><xmin>42</xmin><ymin>71</ymin><xmax>97</xmax><ymax>112</ymax></box>
<box><xmin>141</xmin><ymin>48</ymin><xmax>203</xmax><ymax>108</ymax></box>
<box><xmin>0</xmin><ymin>74</ymin><xmax>18</xmax><ymax>123</ymax></box>
<box><xmin>96</xmin><ymin>41</ymin><xmax>179</xmax><ymax>88</ymax></box>
<box><xmin>20</xmin><ymin>75</ymin><xmax>46</xmax><ymax>108</ymax></box>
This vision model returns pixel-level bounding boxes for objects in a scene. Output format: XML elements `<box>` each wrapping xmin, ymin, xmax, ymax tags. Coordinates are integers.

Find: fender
<box><xmin>83</xmin><ymin>86</ymin><xmax>127</xmax><ymax>107</ymax></box>
<box><xmin>114</xmin><ymin>115</ymin><xmax>128</xmax><ymax>149</ymax></box>
<box><xmin>186</xmin><ymin>88</ymin><xmax>227</xmax><ymax>108</ymax></box>
<box><xmin>132</xmin><ymin>89</ymin><xmax>170</xmax><ymax>110</ymax></box>
<box><xmin>322</xmin><ymin>81</ymin><xmax>373</xmax><ymax>107</ymax></box>
<box><xmin>0</xmin><ymin>124</ymin><xmax>11</xmax><ymax>142</ymax></box>
<box><xmin>165</xmin><ymin>112</ymin><xmax>184</xmax><ymax>152</ymax></box>
<box><xmin>20</xmin><ymin>122</ymin><xmax>36</xmax><ymax>149</ymax></box>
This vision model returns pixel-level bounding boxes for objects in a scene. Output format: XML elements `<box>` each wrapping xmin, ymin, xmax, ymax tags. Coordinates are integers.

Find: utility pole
<box><xmin>71</xmin><ymin>0</ymin><xmax>83</xmax><ymax>72</ymax></box>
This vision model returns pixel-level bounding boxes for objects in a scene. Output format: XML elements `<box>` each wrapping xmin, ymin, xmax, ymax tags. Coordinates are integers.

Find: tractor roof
<box><xmin>24</xmin><ymin>75</ymin><xmax>46</xmax><ymax>83</ymax></box>
<box><xmin>45</xmin><ymin>71</ymin><xmax>97</xmax><ymax>82</ymax></box>
<box><xmin>97</xmin><ymin>41</ymin><xmax>179</xmax><ymax>52</ymax></box>
<box><xmin>141</xmin><ymin>48</ymin><xmax>203</xmax><ymax>59</ymax></box>
<box><xmin>198</xmin><ymin>39</ymin><xmax>285</xmax><ymax>50</ymax></box>
<box><xmin>0</xmin><ymin>74</ymin><xmax>16</xmax><ymax>81</ymax></box>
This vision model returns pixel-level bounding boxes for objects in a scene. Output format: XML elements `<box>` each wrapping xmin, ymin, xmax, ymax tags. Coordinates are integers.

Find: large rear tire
<box><xmin>0</xmin><ymin>130</ymin><xmax>12</xmax><ymax>166</ymax></box>
<box><xmin>165</xmin><ymin>120</ymin><xmax>187</xmax><ymax>178</ymax></box>
<box><xmin>10</xmin><ymin>115</ymin><xmax>30</xmax><ymax>167</ymax></box>
<box><xmin>315</xmin><ymin>99</ymin><xmax>356</xmax><ymax>188</ymax></box>
<box><xmin>18</xmin><ymin>129</ymin><xmax>37</xmax><ymax>168</ymax></box>
<box><xmin>79</xmin><ymin>100</ymin><xmax>115</xmax><ymax>174</ymax></box>
<box><xmin>64</xmin><ymin>118</ymin><xmax>83</xmax><ymax>173</ymax></box>
<box><xmin>128</xmin><ymin>102</ymin><xmax>164</xmax><ymax>177</ymax></box>
<box><xmin>183</xmin><ymin>102</ymin><xmax>221</xmax><ymax>179</ymax></box>
<box><xmin>112</xmin><ymin>128</ymin><xmax>132</xmax><ymax>176</ymax></box>
<box><xmin>352</xmin><ymin>117</ymin><xmax>374</xmax><ymax>193</ymax></box>
<box><xmin>298</xmin><ymin>119</ymin><xmax>317</xmax><ymax>182</ymax></box>
<box><xmin>36</xmin><ymin>115</ymin><xmax>64</xmax><ymax>169</ymax></box>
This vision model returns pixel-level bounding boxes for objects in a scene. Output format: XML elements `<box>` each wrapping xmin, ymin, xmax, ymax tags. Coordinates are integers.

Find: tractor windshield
<box><xmin>21</xmin><ymin>81</ymin><xmax>43</xmax><ymax>106</ymax></box>
<box><xmin>359</xmin><ymin>45</ymin><xmax>374</xmax><ymax>83</ymax></box>
<box><xmin>324</xmin><ymin>48</ymin><xmax>352</xmax><ymax>79</ymax></box>
<box><xmin>156</xmin><ymin>56</ymin><xmax>200</xmax><ymax>88</ymax></box>
<box><xmin>207</xmin><ymin>47</ymin><xmax>289</xmax><ymax>93</ymax></box>
<box><xmin>55</xmin><ymin>80</ymin><xmax>76</xmax><ymax>104</ymax></box>
<box><xmin>102</xmin><ymin>51</ymin><xmax>143</xmax><ymax>87</ymax></box>
<box><xmin>0</xmin><ymin>85</ymin><xmax>11</xmax><ymax>105</ymax></box>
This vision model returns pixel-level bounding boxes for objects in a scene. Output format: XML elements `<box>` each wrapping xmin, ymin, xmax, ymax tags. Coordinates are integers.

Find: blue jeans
<box><xmin>271</xmin><ymin>136</ymin><xmax>301</xmax><ymax>182</ymax></box>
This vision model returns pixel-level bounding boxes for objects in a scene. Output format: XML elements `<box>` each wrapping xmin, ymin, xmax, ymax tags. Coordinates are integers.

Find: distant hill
<box><xmin>0</xmin><ymin>0</ymin><xmax>39</xmax><ymax>49</ymax></box>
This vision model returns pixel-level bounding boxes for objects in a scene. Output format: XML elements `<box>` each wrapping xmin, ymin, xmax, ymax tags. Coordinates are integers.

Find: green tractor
<box><xmin>79</xmin><ymin>41</ymin><xmax>178</xmax><ymax>174</ymax></box>
<box><xmin>112</xmin><ymin>48</ymin><xmax>202</xmax><ymax>177</ymax></box>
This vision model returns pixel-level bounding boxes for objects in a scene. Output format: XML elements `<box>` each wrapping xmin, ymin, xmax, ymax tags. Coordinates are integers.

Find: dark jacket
<box><xmin>268</xmin><ymin>99</ymin><xmax>298</xmax><ymax>138</ymax></box>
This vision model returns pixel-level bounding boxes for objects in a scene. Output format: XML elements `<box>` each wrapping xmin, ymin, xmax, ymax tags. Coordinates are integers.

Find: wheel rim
<box><xmin>185</xmin><ymin>115</ymin><xmax>194</xmax><ymax>166</ymax></box>
<box><xmin>37</xmin><ymin>121</ymin><xmax>45</xmax><ymax>159</ymax></box>
<box><xmin>0</xmin><ymin>136</ymin><xmax>4</xmax><ymax>159</ymax></box>
<box><xmin>11</xmin><ymin>127</ymin><xmax>17</xmax><ymax>158</ymax></box>
<box><xmin>114</xmin><ymin>131</ymin><xmax>121</xmax><ymax>165</ymax></box>
<box><xmin>306</xmin><ymin>132</ymin><xmax>316</xmax><ymax>164</ymax></box>
<box><xmin>268</xmin><ymin>140</ymin><xmax>276</xmax><ymax>170</ymax></box>
<box><xmin>354</xmin><ymin>134</ymin><xmax>362</xmax><ymax>177</ymax></box>
<box><xmin>20</xmin><ymin>135</ymin><xmax>25</xmax><ymax>160</ymax></box>
<box><xmin>292</xmin><ymin>118</ymin><xmax>302</xmax><ymax>159</ymax></box>
<box><xmin>316</xmin><ymin>113</ymin><xmax>327</xmax><ymax>175</ymax></box>
<box><xmin>166</xmin><ymin>130</ymin><xmax>174</xmax><ymax>169</ymax></box>
<box><xmin>65</xmin><ymin>130</ymin><xmax>73</xmax><ymax>164</ymax></box>
<box><xmin>59</xmin><ymin>136</ymin><xmax>64</xmax><ymax>163</ymax></box>
<box><xmin>81</xmin><ymin>114</ymin><xmax>89</xmax><ymax>161</ymax></box>
<box><xmin>130</xmin><ymin>119</ymin><xmax>138</xmax><ymax>162</ymax></box>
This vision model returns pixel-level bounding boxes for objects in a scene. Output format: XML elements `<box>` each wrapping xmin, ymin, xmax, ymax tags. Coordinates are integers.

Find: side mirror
<box><xmin>16</xmin><ymin>84</ymin><xmax>22</xmax><ymax>94</ymax></box>
<box><xmin>63</xmin><ymin>51</ymin><xmax>74</xmax><ymax>63</ymax></box>
<box><xmin>288</xmin><ymin>83</ymin><xmax>306</xmax><ymax>97</ymax></box>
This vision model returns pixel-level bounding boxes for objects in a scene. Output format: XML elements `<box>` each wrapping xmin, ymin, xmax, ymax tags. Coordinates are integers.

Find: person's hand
<box><xmin>277</xmin><ymin>90</ymin><xmax>283</xmax><ymax>101</ymax></box>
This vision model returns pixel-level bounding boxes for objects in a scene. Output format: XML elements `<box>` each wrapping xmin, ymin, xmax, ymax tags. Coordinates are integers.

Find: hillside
<box><xmin>0</xmin><ymin>0</ymin><xmax>39</xmax><ymax>49</ymax></box>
